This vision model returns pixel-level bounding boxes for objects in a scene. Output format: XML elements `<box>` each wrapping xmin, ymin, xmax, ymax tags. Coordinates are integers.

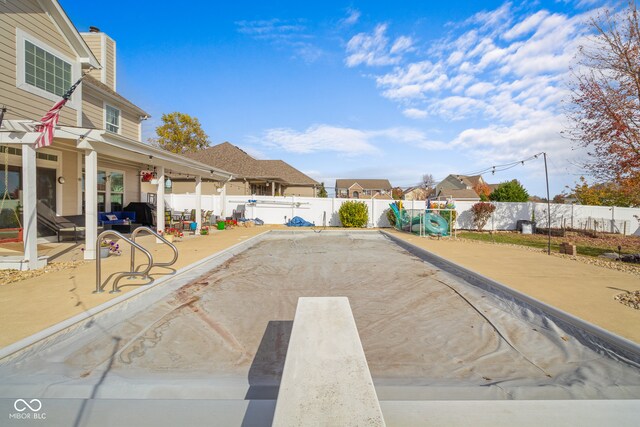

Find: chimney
<box><xmin>80</xmin><ymin>29</ymin><xmax>117</xmax><ymax>90</ymax></box>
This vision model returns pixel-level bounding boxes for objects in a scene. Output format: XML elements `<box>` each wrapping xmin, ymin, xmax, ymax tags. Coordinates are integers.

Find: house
<box><xmin>0</xmin><ymin>0</ymin><xmax>232</xmax><ymax>267</ymax></box>
<box><xmin>183</xmin><ymin>142</ymin><xmax>319</xmax><ymax>197</ymax></box>
<box><xmin>402</xmin><ymin>186</ymin><xmax>429</xmax><ymax>201</ymax></box>
<box><xmin>430</xmin><ymin>174</ymin><xmax>497</xmax><ymax>201</ymax></box>
<box><xmin>335</xmin><ymin>179</ymin><xmax>393</xmax><ymax>199</ymax></box>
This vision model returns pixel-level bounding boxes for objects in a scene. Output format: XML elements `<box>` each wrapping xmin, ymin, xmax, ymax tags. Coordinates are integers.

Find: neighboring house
<box><xmin>335</xmin><ymin>179</ymin><xmax>393</xmax><ymax>199</ymax></box>
<box><xmin>0</xmin><ymin>0</ymin><xmax>232</xmax><ymax>266</ymax></box>
<box><xmin>183</xmin><ymin>142</ymin><xmax>319</xmax><ymax>197</ymax></box>
<box><xmin>430</xmin><ymin>174</ymin><xmax>498</xmax><ymax>201</ymax></box>
<box><xmin>402</xmin><ymin>186</ymin><xmax>429</xmax><ymax>201</ymax></box>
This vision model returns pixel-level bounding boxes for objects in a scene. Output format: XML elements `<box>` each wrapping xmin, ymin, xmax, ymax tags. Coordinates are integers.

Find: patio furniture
<box><xmin>37</xmin><ymin>201</ymin><xmax>85</xmax><ymax>243</ymax></box>
<box><xmin>98</xmin><ymin>211</ymin><xmax>136</xmax><ymax>226</ymax></box>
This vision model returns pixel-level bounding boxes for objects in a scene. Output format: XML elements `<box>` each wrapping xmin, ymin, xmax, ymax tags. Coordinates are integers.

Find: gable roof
<box><xmin>41</xmin><ymin>1</ymin><xmax>101</xmax><ymax>69</ymax></box>
<box><xmin>335</xmin><ymin>179</ymin><xmax>392</xmax><ymax>190</ymax></box>
<box><xmin>84</xmin><ymin>75</ymin><xmax>149</xmax><ymax>117</ymax></box>
<box><xmin>186</xmin><ymin>142</ymin><xmax>318</xmax><ymax>186</ymax></box>
<box><xmin>435</xmin><ymin>188</ymin><xmax>481</xmax><ymax>200</ymax></box>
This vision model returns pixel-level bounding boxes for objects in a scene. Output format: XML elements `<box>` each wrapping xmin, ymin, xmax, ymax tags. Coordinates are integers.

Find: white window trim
<box><xmin>15</xmin><ymin>28</ymin><xmax>80</xmax><ymax>109</ymax></box>
<box><xmin>103</xmin><ymin>103</ymin><xmax>121</xmax><ymax>135</ymax></box>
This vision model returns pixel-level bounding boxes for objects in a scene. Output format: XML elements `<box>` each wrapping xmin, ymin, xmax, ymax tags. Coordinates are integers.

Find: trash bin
<box><xmin>217</xmin><ymin>221</ymin><xmax>225</xmax><ymax>230</ymax></box>
<box><xmin>517</xmin><ymin>220</ymin><xmax>535</xmax><ymax>234</ymax></box>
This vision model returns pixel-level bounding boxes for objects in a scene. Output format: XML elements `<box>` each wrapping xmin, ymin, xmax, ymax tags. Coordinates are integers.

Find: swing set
<box><xmin>0</xmin><ymin>145</ymin><xmax>23</xmax><ymax>244</ymax></box>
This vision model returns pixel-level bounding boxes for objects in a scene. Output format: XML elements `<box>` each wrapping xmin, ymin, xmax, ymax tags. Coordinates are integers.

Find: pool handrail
<box><xmin>94</xmin><ymin>230</ymin><xmax>153</xmax><ymax>294</ymax></box>
<box><xmin>129</xmin><ymin>226</ymin><xmax>178</xmax><ymax>274</ymax></box>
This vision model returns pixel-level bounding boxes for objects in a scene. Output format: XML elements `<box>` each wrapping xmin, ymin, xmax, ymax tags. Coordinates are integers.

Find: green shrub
<box><xmin>339</xmin><ymin>201</ymin><xmax>368</xmax><ymax>227</ymax></box>
<box><xmin>385</xmin><ymin>208</ymin><xmax>396</xmax><ymax>227</ymax></box>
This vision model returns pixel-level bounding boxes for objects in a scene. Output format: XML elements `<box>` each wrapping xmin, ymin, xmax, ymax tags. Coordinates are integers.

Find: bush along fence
<box><xmin>157</xmin><ymin>193</ymin><xmax>640</xmax><ymax>236</ymax></box>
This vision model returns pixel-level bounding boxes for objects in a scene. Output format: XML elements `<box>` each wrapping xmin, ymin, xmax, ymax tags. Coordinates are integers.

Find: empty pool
<box><xmin>0</xmin><ymin>231</ymin><xmax>638</xmax><ymax>425</ymax></box>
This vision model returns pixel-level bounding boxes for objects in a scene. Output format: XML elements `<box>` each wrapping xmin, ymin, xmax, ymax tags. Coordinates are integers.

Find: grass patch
<box><xmin>457</xmin><ymin>232</ymin><xmax>619</xmax><ymax>258</ymax></box>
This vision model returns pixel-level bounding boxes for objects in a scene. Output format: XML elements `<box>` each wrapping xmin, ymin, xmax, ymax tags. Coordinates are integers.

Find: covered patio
<box><xmin>0</xmin><ymin>119</ymin><xmax>233</xmax><ymax>269</ymax></box>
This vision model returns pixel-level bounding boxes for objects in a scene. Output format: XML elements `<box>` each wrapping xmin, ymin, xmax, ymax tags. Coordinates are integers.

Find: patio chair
<box><xmin>36</xmin><ymin>201</ymin><xmax>85</xmax><ymax>243</ymax></box>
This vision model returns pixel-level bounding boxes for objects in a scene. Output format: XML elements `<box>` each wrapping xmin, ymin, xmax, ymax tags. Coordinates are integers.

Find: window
<box><xmin>24</xmin><ymin>40</ymin><xmax>72</xmax><ymax>98</ymax></box>
<box><xmin>110</xmin><ymin>172</ymin><xmax>124</xmax><ymax>211</ymax></box>
<box><xmin>105</xmin><ymin>105</ymin><xmax>120</xmax><ymax>133</ymax></box>
<box><xmin>82</xmin><ymin>169</ymin><xmax>125</xmax><ymax>213</ymax></box>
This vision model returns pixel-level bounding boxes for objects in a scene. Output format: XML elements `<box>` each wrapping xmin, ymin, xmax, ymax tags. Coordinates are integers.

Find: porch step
<box><xmin>0</xmin><ymin>255</ymin><xmax>48</xmax><ymax>271</ymax></box>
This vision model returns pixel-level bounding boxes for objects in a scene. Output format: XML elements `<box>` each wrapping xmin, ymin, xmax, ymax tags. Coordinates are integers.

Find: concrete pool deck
<box><xmin>0</xmin><ymin>226</ymin><xmax>638</xmax><ymax>350</ymax></box>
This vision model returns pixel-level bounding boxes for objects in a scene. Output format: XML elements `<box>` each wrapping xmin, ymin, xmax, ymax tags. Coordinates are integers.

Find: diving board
<box><xmin>272</xmin><ymin>297</ymin><xmax>385</xmax><ymax>426</ymax></box>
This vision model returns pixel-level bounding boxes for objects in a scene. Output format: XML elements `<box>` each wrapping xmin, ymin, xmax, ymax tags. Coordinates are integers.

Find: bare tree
<box><xmin>421</xmin><ymin>173</ymin><xmax>436</xmax><ymax>189</ymax></box>
<box><xmin>566</xmin><ymin>1</ymin><xmax>640</xmax><ymax>190</ymax></box>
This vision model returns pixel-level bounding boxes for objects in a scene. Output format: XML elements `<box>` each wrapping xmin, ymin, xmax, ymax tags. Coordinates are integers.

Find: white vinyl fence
<box><xmin>161</xmin><ymin>194</ymin><xmax>640</xmax><ymax>236</ymax></box>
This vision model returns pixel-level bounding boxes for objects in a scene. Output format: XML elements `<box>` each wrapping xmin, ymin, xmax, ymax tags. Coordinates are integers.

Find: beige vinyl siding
<box><xmin>121</xmin><ymin>109</ymin><xmax>140</xmax><ymax>140</ymax></box>
<box><xmin>81</xmin><ymin>88</ymin><xmax>103</xmax><ymax>129</ymax></box>
<box><xmin>105</xmin><ymin>38</ymin><xmax>115</xmax><ymax>89</ymax></box>
<box><xmin>0</xmin><ymin>0</ymin><xmax>78</xmax><ymax>126</ymax></box>
<box><xmin>283</xmin><ymin>186</ymin><xmax>316</xmax><ymax>197</ymax></box>
<box><xmin>60</xmin><ymin>151</ymin><xmax>79</xmax><ymax>215</ymax></box>
<box><xmin>169</xmin><ymin>181</ymin><xmax>220</xmax><ymax>195</ymax></box>
<box><xmin>80</xmin><ymin>33</ymin><xmax>103</xmax><ymax>82</ymax></box>
<box><xmin>225</xmin><ymin>181</ymin><xmax>249</xmax><ymax>195</ymax></box>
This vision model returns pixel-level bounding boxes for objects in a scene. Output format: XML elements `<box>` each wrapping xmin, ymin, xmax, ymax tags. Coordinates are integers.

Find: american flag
<box><xmin>34</xmin><ymin>73</ymin><xmax>87</xmax><ymax>149</ymax></box>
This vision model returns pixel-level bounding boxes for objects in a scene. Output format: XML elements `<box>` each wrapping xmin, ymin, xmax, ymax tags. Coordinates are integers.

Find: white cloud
<box><xmin>342</xmin><ymin>8</ymin><xmax>361</xmax><ymax>26</ymax></box>
<box><xmin>261</xmin><ymin>125</ymin><xmax>379</xmax><ymax>155</ymax></box>
<box><xmin>258</xmin><ymin>124</ymin><xmax>450</xmax><ymax>155</ymax></box>
<box><xmin>235</xmin><ymin>18</ymin><xmax>322</xmax><ymax>63</ymax></box>
<box><xmin>403</xmin><ymin>108</ymin><xmax>428</xmax><ymax>119</ymax></box>
<box><xmin>465</xmin><ymin>82</ymin><xmax>494</xmax><ymax>97</ymax></box>
<box><xmin>345</xmin><ymin>24</ymin><xmax>413</xmax><ymax>67</ymax></box>
<box><xmin>503</xmin><ymin>10</ymin><xmax>549</xmax><ymax>40</ymax></box>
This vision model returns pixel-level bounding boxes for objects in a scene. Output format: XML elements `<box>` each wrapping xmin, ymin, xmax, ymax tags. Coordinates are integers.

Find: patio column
<box><xmin>195</xmin><ymin>175</ymin><xmax>202</xmax><ymax>232</ymax></box>
<box><xmin>220</xmin><ymin>182</ymin><xmax>227</xmax><ymax>218</ymax></box>
<box><xmin>84</xmin><ymin>150</ymin><xmax>98</xmax><ymax>260</ymax></box>
<box><xmin>156</xmin><ymin>166</ymin><xmax>165</xmax><ymax>239</ymax></box>
<box><xmin>21</xmin><ymin>144</ymin><xmax>38</xmax><ymax>269</ymax></box>
<box><xmin>271</xmin><ymin>181</ymin><xmax>275</xmax><ymax>197</ymax></box>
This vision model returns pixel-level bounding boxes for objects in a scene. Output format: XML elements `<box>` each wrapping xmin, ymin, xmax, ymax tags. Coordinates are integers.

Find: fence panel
<box><xmin>163</xmin><ymin>194</ymin><xmax>640</xmax><ymax>235</ymax></box>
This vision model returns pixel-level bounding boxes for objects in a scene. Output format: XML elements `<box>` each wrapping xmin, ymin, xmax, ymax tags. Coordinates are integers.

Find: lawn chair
<box><xmin>36</xmin><ymin>201</ymin><xmax>85</xmax><ymax>243</ymax></box>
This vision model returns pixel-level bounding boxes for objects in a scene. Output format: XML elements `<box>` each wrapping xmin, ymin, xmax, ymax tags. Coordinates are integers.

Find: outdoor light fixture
<box><xmin>57</xmin><ymin>176</ymin><xmax>65</xmax><ymax>184</ymax></box>
<box><xmin>165</xmin><ymin>177</ymin><xmax>172</xmax><ymax>189</ymax></box>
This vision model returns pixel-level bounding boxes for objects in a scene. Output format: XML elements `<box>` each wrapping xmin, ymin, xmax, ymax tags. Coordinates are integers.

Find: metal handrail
<box><xmin>94</xmin><ymin>230</ymin><xmax>153</xmax><ymax>294</ymax></box>
<box><xmin>130</xmin><ymin>226</ymin><xmax>179</xmax><ymax>273</ymax></box>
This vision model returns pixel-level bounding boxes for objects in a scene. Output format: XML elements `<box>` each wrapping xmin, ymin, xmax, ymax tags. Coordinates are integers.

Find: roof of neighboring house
<box><xmin>335</xmin><ymin>179</ymin><xmax>392</xmax><ymax>190</ymax></box>
<box><xmin>84</xmin><ymin>75</ymin><xmax>150</xmax><ymax>117</ymax></box>
<box><xmin>186</xmin><ymin>142</ymin><xmax>318</xmax><ymax>186</ymax></box>
<box><xmin>434</xmin><ymin>188</ymin><xmax>481</xmax><ymax>200</ymax></box>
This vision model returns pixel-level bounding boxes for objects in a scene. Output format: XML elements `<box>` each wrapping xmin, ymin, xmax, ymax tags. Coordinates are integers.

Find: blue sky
<box><xmin>61</xmin><ymin>0</ymin><xmax>608</xmax><ymax>197</ymax></box>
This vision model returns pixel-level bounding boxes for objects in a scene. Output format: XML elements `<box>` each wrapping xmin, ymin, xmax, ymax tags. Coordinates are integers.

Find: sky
<box><xmin>60</xmin><ymin>0</ymin><xmax>611</xmax><ymax>197</ymax></box>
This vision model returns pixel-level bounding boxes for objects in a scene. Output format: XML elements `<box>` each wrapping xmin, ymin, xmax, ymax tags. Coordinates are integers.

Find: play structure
<box><xmin>389</xmin><ymin>200</ymin><xmax>455</xmax><ymax>237</ymax></box>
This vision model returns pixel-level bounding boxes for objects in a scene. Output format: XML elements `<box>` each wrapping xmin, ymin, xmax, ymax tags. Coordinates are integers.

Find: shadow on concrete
<box><xmin>241</xmin><ymin>320</ymin><xmax>293</xmax><ymax>427</ymax></box>
<box><xmin>73</xmin><ymin>335</ymin><xmax>122</xmax><ymax>427</ymax></box>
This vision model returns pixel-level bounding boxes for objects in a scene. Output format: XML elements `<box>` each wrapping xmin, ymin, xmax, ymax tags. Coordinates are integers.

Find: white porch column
<box><xmin>220</xmin><ymin>183</ymin><xmax>227</xmax><ymax>218</ymax></box>
<box><xmin>84</xmin><ymin>150</ymin><xmax>98</xmax><ymax>260</ymax></box>
<box><xmin>156</xmin><ymin>166</ymin><xmax>165</xmax><ymax>239</ymax></box>
<box><xmin>195</xmin><ymin>176</ymin><xmax>202</xmax><ymax>232</ymax></box>
<box><xmin>21</xmin><ymin>144</ymin><xmax>38</xmax><ymax>269</ymax></box>
<box><xmin>271</xmin><ymin>181</ymin><xmax>275</xmax><ymax>197</ymax></box>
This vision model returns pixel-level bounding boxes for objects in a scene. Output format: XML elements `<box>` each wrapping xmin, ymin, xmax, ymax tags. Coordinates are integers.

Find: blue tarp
<box><xmin>286</xmin><ymin>216</ymin><xmax>314</xmax><ymax>227</ymax></box>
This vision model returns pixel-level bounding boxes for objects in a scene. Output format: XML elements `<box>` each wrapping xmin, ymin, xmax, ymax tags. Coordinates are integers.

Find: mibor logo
<box><xmin>9</xmin><ymin>399</ymin><xmax>46</xmax><ymax>420</ymax></box>
<box><xmin>14</xmin><ymin>399</ymin><xmax>42</xmax><ymax>412</ymax></box>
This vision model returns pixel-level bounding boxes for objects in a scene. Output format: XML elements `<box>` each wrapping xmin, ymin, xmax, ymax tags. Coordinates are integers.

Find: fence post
<box><xmin>611</xmin><ymin>206</ymin><xmax>615</xmax><ymax>233</ymax></box>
